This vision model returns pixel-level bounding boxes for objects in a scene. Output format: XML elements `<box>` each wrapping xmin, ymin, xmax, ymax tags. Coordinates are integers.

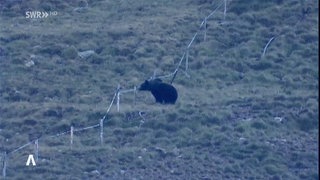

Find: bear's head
<box><xmin>138</xmin><ymin>78</ymin><xmax>162</xmax><ymax>91</ymax></box>
<box><xmin>139</xmin><ymin>80</ymin><xmax>150</xmax><ymax>91</ymax></box>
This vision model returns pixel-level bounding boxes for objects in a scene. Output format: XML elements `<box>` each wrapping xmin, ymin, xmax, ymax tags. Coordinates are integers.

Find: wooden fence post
<box><xmin>70</xmin><ymin>126</ymin><xmax>74</xmax><ymax>148</ymax></box>
<box><xmin>100</xmin><ymin>118</ymin><xmax>104</xmax><ymax>145</ymax></box>
<box><xmin>34</xmin><ymin>139</ymin><xmax>39</xmax><ymax>162</ymax></box>
<box><xmin>117</xmin><ymin>92</ymin><xmax>120</xmax><ymax>112</ymax></box>
<box><xmin>2</xmin><ymin>152</ymin><xmax>7</xmax><ymax>178</ymax></box>
<box><xmin>223</xmin><ymin>0</ymin><xmax>227</xmax><ymax>20</ymax></box>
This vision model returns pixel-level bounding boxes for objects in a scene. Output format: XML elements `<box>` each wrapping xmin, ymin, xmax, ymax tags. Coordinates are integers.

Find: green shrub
<box><xmin>61</xmin><ymin>46</ymin><xmax>78</xmax><ymax>59</ymax></box>
<box><xmin>251</xmin><ymin>121</ymin><xmax>267</xmax><ymax>129</ymax></box>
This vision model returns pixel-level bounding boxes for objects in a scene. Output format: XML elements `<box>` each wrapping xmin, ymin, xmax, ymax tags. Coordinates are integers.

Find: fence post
<box><xmin>261</xmin><ymin>36</ymin><xmax>275</xmax><ymax>58</ymax></box>
<box><xmin>34</xmin><ymin>139</ymin><xmax>39</xmax><ymax>162</ymax></box>
<box><xmin>2</xmin><ymin>152</ymin><xmax>7</xmax><ymax>178</ymax></box>
<box><xmin>139</xmin><ymin>111</ymin><xmax>146</xmax><ymax>128</ymax></box>
<box><xmin>100</xmin><ymin>118</ymin><xmax>104</xmax><ymax>145</ymax></box>
<box><xmin>223</xmin><ymin>0</ymin><xmax>227</xmax><ymax>20</ymax></box>
<box><xmin>116</xmin><ymin>92</ymin><xmax>120</xmax><ymax>112</ymax></box>
<box><xmin>70</xmin><ymin>126</ymin><xmax>74</xmax><ymax>149</ymax></box>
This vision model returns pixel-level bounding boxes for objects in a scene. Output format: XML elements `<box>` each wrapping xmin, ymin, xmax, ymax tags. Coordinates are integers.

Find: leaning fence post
<box><xmin>261</xmin><ymin>36</ymin><xmax>275</xmax><ymax>59</ymax></box>
<box><xmin>2</xmin><ymin>152</ymin><xmax>7</xmax><ymax>178</ymax></box>
<box><xmin>70</xmin><ymin>126</ymin><xmax>74</xmax><ymax>148</ymax></box>
<box><xmin>100</xmin><ymin>118</ymin><xmax>104</xmax><ymax>145</ymax></box>
<box><xmin>34</xmin><ymin>139</ymin><xmax>39</xmax><ymax>162</ymax></box>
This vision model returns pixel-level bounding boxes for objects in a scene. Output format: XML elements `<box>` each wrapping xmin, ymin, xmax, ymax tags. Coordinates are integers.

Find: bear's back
<box><xmin>149</xmin><ymin>80</ymin><xmax>178</xmax><ymax>104</ymax></box>
<box><xmin>139</xmin><ymin>79</ymin><xmax>178</xmax><ymax>104</ymax></box>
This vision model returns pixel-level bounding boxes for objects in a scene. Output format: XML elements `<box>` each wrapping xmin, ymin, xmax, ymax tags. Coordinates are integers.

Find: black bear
<box><xmin>139</xmin><ymin>78</ymin><xmax>178</xmax><ymax>104</ymax></box>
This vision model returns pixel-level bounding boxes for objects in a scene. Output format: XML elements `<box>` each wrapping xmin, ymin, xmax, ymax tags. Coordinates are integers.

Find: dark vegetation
<box><xmin>0</xmin><ymin>0</ymin><xmax>318</xmax><ymax>179</ymax></box>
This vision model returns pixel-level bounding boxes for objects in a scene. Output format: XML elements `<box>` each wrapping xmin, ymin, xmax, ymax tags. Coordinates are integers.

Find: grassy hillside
<box><xmin>0</xmin><ymin>0</ymin><xmax>318</xmax><ymax>179</ymax></box>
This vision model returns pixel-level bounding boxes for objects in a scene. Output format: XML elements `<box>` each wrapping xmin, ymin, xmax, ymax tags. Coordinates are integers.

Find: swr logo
<box><xmin>25</xmin><ymin>11</ymin><xmax>49</xmax><ymax>18</ymax></box>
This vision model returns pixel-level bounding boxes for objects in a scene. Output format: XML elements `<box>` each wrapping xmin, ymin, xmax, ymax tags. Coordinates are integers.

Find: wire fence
<box><xmin>1</xmin><ymin>0</ymin><xmax>230</xmax><ymax>178</ymax></box>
